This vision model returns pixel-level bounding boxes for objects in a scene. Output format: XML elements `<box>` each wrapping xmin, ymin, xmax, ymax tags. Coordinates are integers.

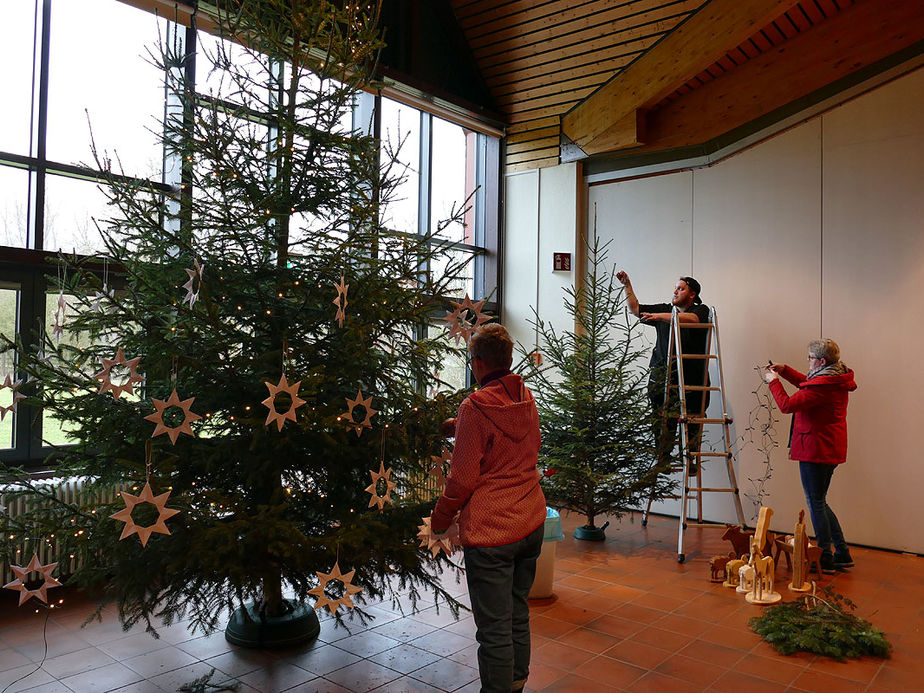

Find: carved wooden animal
<box><xmin>709</xmin><ymin>550</ymin><xmax>738</xmax><ymax>582</ymax></box>
<box><xmin>774</xmin><ymin>537</ymin><xmax>824</xmax><ymax>578</ymax></box>
<box><xmin>724</xmin><ymin>556</ymin><xmax>748</xmax><ymax>587</ymax></box>
<box><xmin>722</xmin><ymin>524</ymin><xmax>775</xmax><ymax>557</ymax></box>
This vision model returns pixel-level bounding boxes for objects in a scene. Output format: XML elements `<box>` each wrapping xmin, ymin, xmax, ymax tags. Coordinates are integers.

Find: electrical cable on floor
<box><xmin>1</xmin><ymin>606</ymin><xmax>50</xmax><ymax>693</ymax></box>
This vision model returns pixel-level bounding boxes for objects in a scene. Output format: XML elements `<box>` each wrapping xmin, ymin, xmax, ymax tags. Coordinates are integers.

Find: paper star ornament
<box><xmin>109</xmin><ymin>482</ymin><xmax>181</xmax><ymax>546</ymax></box>
<box><xmin>53</xmin><ymin>292</ymin><xmax>67</xmax><ymax>342</ymax></box>
<box><xmin>92</xmin><ymin>347</ymin><xmax>145</xmax><ymax>400</ymax></box>
<box><xmin>444</xmin><ymin>294</ymin><xmax>490</xmax><ymax>345</ymax></box>
<box><xmin>417</xmin><ymin>516</ymin><xmax>459</xmax><ymax>558</ymax></box>
<box><xmin>428</xmin><ymin>447</ymin><xmax>452</xmax><ymax>489</ymax></box>
<box><xmin>332</xmin><ymin>276</ymin><xmax>349</xmax><ymax>327</ymax></box>
<box><xmin>261</xmin><ymin>374</ymin><xmax>306</xmax><ymax>431</ymax></box>
<box><xmin>342</xmin><ymin>389</ymin><xmax>376</xmax><ymax>437</ymax></box>
<box><xmin>308</xmin><ymin>562</ymin><xmax>363</xmax><ymax>614</ymax></box>
<box><xmin>365</xmin><ymin>461</ymin><xmax>397</xmax><ymax>512</ymax></box>
<box><xmin>0</xmin><ymin>374</ymin><xmax>26</xmax><ymax>421</ymax></box>
<box><xmin>90</xmin><ymin>284</ymin><xmax>115</xmax><ymax>313</ymax></box>
<box><xmin>3</xmin><ymin>554</ymin><xmax>62</xmax><ymax>606</ymax></box>
<box><xmin>182</xmin><ymin>258</ymin><xmax>204</xmax><ymax>309</ymax></box>
<box><xmin>144</xmin><ymin>389</ymin><xmax>201</xmax><ymax>443</ymax></box>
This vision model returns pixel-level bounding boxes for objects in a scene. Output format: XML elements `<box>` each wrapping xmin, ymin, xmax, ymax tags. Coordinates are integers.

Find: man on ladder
<box><xmin>615</xmin><ymin>272</ymin><xmax>710</xmax><ymax>474</ymax></box>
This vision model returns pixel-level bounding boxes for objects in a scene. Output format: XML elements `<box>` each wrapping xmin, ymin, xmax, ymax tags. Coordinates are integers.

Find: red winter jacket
<box><xmin>768</xmin><ymin>365</ymin><xmax>857</xmax><ymax>465</ymax></box>
<box><xmin>431</xmin><ymin>373</ymin><xmax>546</xmax><ymax>547</ymax></box>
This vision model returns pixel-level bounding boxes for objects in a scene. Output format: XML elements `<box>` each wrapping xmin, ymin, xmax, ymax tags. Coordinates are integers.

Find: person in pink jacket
<box><xmin>431</xmin><ymin>323</ymin><xmax>546</xmax><ymax>693</ymax></box>
<box><xmin>764</xmin><ymin>338</ymin><xmax>857</xmax><ymax>573</ymax></box>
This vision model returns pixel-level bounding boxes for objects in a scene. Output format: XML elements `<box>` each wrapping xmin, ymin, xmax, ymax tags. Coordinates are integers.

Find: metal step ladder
<box><xmin>642</xmin><ymin>306</ymin><xmax>746</xmax><ymax>563</ymax></box>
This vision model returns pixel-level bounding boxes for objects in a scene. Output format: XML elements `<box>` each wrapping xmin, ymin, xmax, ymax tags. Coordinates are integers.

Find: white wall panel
<box><xmin>502</xmin><ymin>170</ymin><xmax>540</xmax><ymax>355</ymax></box>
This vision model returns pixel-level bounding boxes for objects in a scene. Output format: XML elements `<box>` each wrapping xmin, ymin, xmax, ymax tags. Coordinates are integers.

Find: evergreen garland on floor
<box><xmin>749</xmin><ymin>586</ymin><xmax>892</xmax><ymax>661</ymax></box>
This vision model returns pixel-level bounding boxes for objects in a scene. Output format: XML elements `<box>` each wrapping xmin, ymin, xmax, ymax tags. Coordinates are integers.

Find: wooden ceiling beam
<box><xmin>638</xmin><ymin>0</ymin><xmax>924</xmax><ymax>153</ymax></box>
<box><xmin>561</xmin><ymin>0</ymin><xmax>803</xmax><ymax>154</ymax></box>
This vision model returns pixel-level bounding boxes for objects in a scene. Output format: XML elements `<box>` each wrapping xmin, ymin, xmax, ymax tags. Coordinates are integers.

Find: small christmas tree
<box><xmin>522</xmin><ymin>231</ymin><xmax>674</xmax><ymax>539</ymax></box>
<box><xmin>1</xmin><ymin>0</ymin><xmax>472</xmax><ymax>641</ymax></box>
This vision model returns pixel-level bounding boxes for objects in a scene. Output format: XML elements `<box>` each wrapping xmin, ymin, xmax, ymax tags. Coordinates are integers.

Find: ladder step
<box><xmin>675</xmin><ymin>354</ymin><xmax>716</xmax><ymax>360</ymax></box>
<box><xmin>686</xmin><ymin>417</ymin><xmax>733</xmax><ymax>425</ymax></box>
<box><xmin>676</xmin><ymin>323</ymin><xmax>714</xmax><ymax>329</ymax></box>
<box><xmin>687</xmin><ymin>487</ymin><xmax>738</xmax><ymax>493</ymax></box>
<box><xmin>669</xmin><ymin>385</ymin><xmax>721</xmax><ymax>391</ymax></box>
<box><xmin>690</xmin><ymin>451</ymin><xmax>731</xmax><ymax>457</ymax></box>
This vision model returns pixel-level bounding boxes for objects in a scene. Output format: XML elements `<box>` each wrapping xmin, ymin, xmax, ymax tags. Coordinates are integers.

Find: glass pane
<box><xmin>430</xmin><ymin>117</ymin><xmax>476</xmax><ymax>244</ymax></box>
<box><xmin>380</xmin><ymin>98</ymin><xmax>419</xmax><ymax>234</ymax></box>
<box><xmin>196</xmin><ymin>30</ymin><xmax>270</xmax><ymax>109</ymax></box>
<box><xmin>430</xmin><ymin>247</ymin><xmax>474</xmax><ymax>299</ymax></box>
<box><xmin>0</xmin><ymin>0</ymin><xmax>36</xmax><ymax>156</ymax></box>
<box><xmin>0</xmin><ymin>285</ymin><xmax>20</xmax><ymax>450</ymax></box>
<box><xmin>427</xmin><ymin>323</ymin><xmax>466</xmax><ymax>398</ymax></box>
<box><xmin>46</xmin><ymin>0</ymin><xmax>166</xmax><ymax>177</ymax></box>
<box><xmin>43</xmin><ymin>174</ymin><xmax>111</xmax><ymax>254</ymax></box>
<box><xmin>0</xmin><ymin>166</ymin><xmax>30</xmax><ymax>248</ymax></box>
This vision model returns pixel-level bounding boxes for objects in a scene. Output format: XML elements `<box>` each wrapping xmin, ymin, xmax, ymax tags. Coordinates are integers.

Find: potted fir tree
<box><xmin>523</xmin><ymin>232</ymin><xmax>675</xmax><ymax>540</ymax></box>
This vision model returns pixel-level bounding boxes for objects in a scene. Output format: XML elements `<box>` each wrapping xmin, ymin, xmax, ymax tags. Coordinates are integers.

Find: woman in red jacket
<box><xmin>764</xmin><ymin>338</ymin><xmax>857</xmax><ymax>573</ymax></box>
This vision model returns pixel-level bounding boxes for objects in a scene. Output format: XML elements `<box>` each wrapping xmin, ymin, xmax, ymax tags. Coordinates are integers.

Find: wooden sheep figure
<box><xmin>724</xmin><ymin>555</ymin><xmax>748</xmax><ymax>588</ymax></box>
<box><xmin>709</xmin><ymin>550</ymin><xmax>737</xmax><ymax>582</ymax></box>
<box><xmin>737</xmin><ymin>562</ymin><xmax>755</xmax><ymax>595</ymax></box>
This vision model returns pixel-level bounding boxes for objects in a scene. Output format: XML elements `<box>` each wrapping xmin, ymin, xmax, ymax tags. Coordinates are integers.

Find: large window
<box><xmin>1</xmin><ymin>0</ymin><xmax>499</xmax><ymax>466</ymax></box>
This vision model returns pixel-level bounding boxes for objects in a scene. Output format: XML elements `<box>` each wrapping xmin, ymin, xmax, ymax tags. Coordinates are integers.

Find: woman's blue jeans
<box><xmin>799</xmin><ymin>461</ymin><xmax>848</xmax><ymax>558</ymax></box>
<box><xmin>463</xmin><ymin>524</ymin><xmax>544</xmax><ymax>693</ymax></box>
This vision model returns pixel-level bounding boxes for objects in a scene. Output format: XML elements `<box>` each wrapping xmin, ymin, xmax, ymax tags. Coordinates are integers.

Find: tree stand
<box><xmin>574</xmin><ymin>521</ymin><xmax>609</xmax><ymax>541</ymax></box>
<box><xmin>225</xmin><ymin>599</ymin><xmax>320</xmax><ymax>648</ymax></box>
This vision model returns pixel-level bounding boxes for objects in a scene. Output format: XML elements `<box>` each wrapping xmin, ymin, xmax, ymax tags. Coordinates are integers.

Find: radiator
<box><xmin>1</xmin><ymin>477</ymin><xmax>116</xmax><ymax>586</ymax></box>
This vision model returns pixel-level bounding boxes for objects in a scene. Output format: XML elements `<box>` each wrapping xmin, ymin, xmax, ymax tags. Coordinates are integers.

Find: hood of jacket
<box><xmin>800</xmin><ymin>368</ymin><xmax>857</xmax><ymax>392</ymax></box>
<box><xmin>466</xmin><ymin>373</ymin><xmax>538</xmax><ymax>443</ymax></box>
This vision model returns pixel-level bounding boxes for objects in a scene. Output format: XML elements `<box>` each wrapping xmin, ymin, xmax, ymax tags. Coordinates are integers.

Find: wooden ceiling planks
<box><xmin>450</xmin><ymin>0</ymin><xmax>706</xmax><ymax>173</ymax></box>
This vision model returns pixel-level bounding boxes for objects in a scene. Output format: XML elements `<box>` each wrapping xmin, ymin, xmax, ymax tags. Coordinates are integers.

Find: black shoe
<box><xmin>820</xmin><ymin>553</ymin><xmax>837</xmax><ymax>574</ymax></box>
<box><xmin>834</xmin><ymin>552</ymin><xmax>855</xmax><ymax>568</ymax></box>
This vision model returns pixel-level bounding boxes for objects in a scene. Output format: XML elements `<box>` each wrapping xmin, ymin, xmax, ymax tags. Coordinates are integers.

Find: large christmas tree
<box><xmin>523</xmin><ymin>232</ymin><xmax>674</xmax><ymax>539</ymax></box>
<box><xmin>1</xmin><ymin>0</ymin><xmax>472</xmax><ymax>641</ymax></box>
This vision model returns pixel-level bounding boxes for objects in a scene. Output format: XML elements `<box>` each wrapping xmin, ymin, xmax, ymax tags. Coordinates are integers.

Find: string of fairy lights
<box><xmin>1</xmin><ymin>270</ymin><xmax>487</xmax><ymax>615</ymax></box>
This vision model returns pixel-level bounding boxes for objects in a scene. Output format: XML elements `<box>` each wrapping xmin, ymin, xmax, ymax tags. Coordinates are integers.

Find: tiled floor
<box><xmin>1</xmin><ymin>511</ymin><xmax>921</xmax><ymax>692</ymax></box>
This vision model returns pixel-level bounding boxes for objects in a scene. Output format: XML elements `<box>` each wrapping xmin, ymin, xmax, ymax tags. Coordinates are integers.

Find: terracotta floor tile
<box><xmin>583</xmin><ymin>613</ymin><xmax>644</xmax><ymax>640</ymax></box>
<box><xmin>706</xmin><ymin>668</ymin><xmax>792</xmax><ymax>693</ymax></box>
<box><xmin>529</xmin><ymin>614</ymin><xmax>578</xmax><ymax>639</ymax></box>
<box><xmin>540</xmin><ymin>602</ymin><xmax>604</xmax><ymax>626</ymax></box>
<box><xmin>655</xmin><ymin>653</ymin><xmax>727</xmax><ymax>687</ymax></box>
<box><xmin>575</xmin><ymin>653</ymin><xmax>647</xmax><ymax>688</ymax></box>
<box><xmin>624</xmin><ymin>670</ymin><xmax>704</xmax><ymax>693</ymax></box>
<box><xmin>552</xmin><ymin>625</ymin><xmax>622</xmax><ymax>654</ymax></box>
<box><xmin>630</xmin><ymin>591</ymin><xmax>688</xmax><ymax>613</ymax></box>
<box><xmin>604</xmin><ymin>638</ymin><xmax>673</xmax><ymax>669</ymax></box>
<box><xmin>368</xmin><ymin>643</ymin><xmax>441</xmax><ymax>675</ymax></box>
<box><xmin>407</xmin><ymin>656</ymin><xmax>479</xmax><ymax>690</ymax></box>
<box><xmin>789</xmin><ymin>668</ymin><xmax>867</xmax><ymax>692</ymax></box>
<box><xmin>323</xmin><ymin>658</ymin><xmax>403</xmax><ymax>692</ymax></box>
<box><xmin>676</xmin><ymin>639</ymin><xmax>746</xmax><ymax>669</ymax></box>
<box><xmin>537</xmin><ymin>672</ymin><xmax>623</xmax><ymax>692</ymax></box>
<box><xmin>534</xmin><ymin>639</ymin><xmax>597</xmax><ymax>669</ymax></box>
<box><xmin>521</xmin><ymin>660</ymin><xmax>567</xmax><ymax>689</ymax></box>
<box><xmin>631</xmin><ymin>625</ymin><xmax>693</xmax><ymax>653</ymax></box>
<box><xmin>609</xmin><ymin>602</ymin><xmax>667</xmax><ymax>625</ymax></box>
<box><xmin>699</xmin><ymin>623</ymin><xmax>762</xmax><ymax>652</ymax></box>
<box><xmin>733</xmin><ymin>652</ymin><xmax>809</xmax><ymax>685</ymax></box>
<box><xmin>652</xmin><ymin>612</ymin><xmax>712</xmax><ymax>638</ymax></box>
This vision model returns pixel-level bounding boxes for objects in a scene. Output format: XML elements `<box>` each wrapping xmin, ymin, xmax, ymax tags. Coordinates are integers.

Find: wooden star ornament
<box><xmin>332</xmin><ymin>276</ymin><xmax>349</xmax><ymax>327</ymax></box>
<box><xmin>92</xmin><ymin>347</ymin><xmax>145</xmax><ymax>400</ymax></box>
<box><xmin>182</xmin><ymin>258</ymin><xmax>204</xmax><ymax>309</ymax></box>
<box><xmin>417</xmin><ymin>516</ymin><xmax>460</xmax><ymax>558</ymax></box>
<box><xmin>0</xmin><ymin>374</ymin><xmax>26</xmax><ymax>421</ymax></box>
<box><xmin>365</xmin><ymin>461</ymin><xmax>397</xmax><ymax>512</ymax></box>
<box><xmin>2</xmin><ymin>554</ymin><xmax>62</xmax><ymax>606</ymax></box>
<box><xmin>261</xmin><ymin>374</ymin><xmax>306</xmax><ymax>431</ymax></box>
<box><xmin>90</xmin><ymin>284</ymin><xmax>115</xmax><ymax>313</ymax></box>
<box><xmin>342</xmin><ymin>389</ymin><xmax>376</xmax><ymax>437</ymax></box>
<box><xmin>308</xmin><ymin>562</ymin><xmax>363</xmax><ymax>614</ymax></box>
<box><xmin>144</xmin><ymin>389</ymin><xmax>201</xmax><ymax>444</ymax></box>
<box><xmin>444</xmin><ymin>294</ymin><xmax>490</xmax><ymax>345</ymax></box>
<box><xmin>109</xmin><ymin>482</ymin><xmax>181</xmax><ymax>547</ymax></box>
<box><xmin>428</xmin><ymin>447</ymin><xmax>452</xmax><ymax>489</ymax></box>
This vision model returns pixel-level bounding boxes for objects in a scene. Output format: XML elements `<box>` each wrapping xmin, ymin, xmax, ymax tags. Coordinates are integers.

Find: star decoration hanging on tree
<box><xmin>90</xmin><ymin>284</ymin><xmax>115</xmax><ymax>313</ymax></box>
<box><xmin>428</xmin><ymin>447</ymin><xmax>452</xmax><ymax>490</ymax></box>
<box><xmin>144</xmin><ymin>389</ymin><xmax>202</xmax><ymax>444</ymax></box>
<box><xmin>109</xmin><ymin>482</ymin><xmax>181</xmax><ymax>547</ymax></box>
<box><xmin>342</xmin><ymin>389</ymin><xmax>376</xmax><ymax>437</ymax></box>
<box><xmin>417</xmin><ymin>516</ymin><xmax>460</xmax><ymax>558</ymax></box>
<box><xmin>332</xmin><ymin>276</ymin><xmax>349</xmax><ymax>327</ymax></box>
<box><xmin>53</xmin><ymin>292</ymin><xmax>67</xmax><ymax>342</ymax></box>
<box><xmin>182</xmin><ymin>258</ymin><xmax>205</xmax><ymax>309</ymax></box>
<box><xmin>92</xmin><ymin>347</ymin><xmax>145</xmax><ymax>400</ymax></box>
<box><xmin>261</xmin><ymin>374</ymin><xmax>306</xmax><ymax>431</ymax></box>
<box><xmin>364</xmin><ymin>461</ymin><xmax>397</xmax><ymax>512</ymax></box>
<box><xmin>0</xmin><ymin>374</ymin><xmax>26</xmax><ymax>421</ymax></box>
<box><xmin>307</xmin><ymin>561</ymin><xmax>363</xmax><ymax>615</ymax></box>
<box><xmin>3</xmin><ymin>554</ymin><xmax>62</xmax><ymax>606</ymax></box>
<box><xmin>444</xmin><ymin>294</ymin><xmax>490</xmax><ymax>345</ymax></box>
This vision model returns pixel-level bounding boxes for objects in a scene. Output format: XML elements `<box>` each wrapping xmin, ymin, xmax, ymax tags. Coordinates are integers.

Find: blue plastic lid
<box><xmin>543</xmin><ymin>507</ymin><xmax>564</xmax><ymax>542</ymax></box>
